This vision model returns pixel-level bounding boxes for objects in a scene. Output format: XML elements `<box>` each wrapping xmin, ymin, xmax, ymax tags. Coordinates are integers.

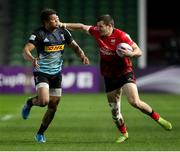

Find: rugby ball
<box><xmin>116</xmin><ymin>43</ymin><xmax>133</xmax><ymax>57</ymax></box>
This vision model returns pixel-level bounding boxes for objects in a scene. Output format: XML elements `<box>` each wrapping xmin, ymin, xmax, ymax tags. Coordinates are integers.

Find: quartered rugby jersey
<box><xmin>29</xmin><ymin>27</ymin><xmax>73</xmax><ymax>75</ymax></box>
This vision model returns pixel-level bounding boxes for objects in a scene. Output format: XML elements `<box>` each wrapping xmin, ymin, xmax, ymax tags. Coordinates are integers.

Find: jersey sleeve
<box><xmin>28</xmin><ymin>30</ymin><xmax>40</xmax><ymax>47</ymax></box>
<box><xmin>63</xmin><ymin>29</ymin><xmax>73</xmax><ymax>45</ymax></box>
<box><xmin>121</xmin><ymin>31</ymin><xmax>134</xmax><ymax>46</ymax></box>
<box><xmin>88</xmin><ymin>26</ymin><xmax>99</xmax><ymax>36</ymax></box>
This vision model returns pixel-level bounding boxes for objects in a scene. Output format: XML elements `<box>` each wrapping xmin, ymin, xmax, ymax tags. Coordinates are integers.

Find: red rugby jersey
<box><xmin>89</xmin><ymin>26</ymin><xmax>134</xmax><ymax>77</ymax></box>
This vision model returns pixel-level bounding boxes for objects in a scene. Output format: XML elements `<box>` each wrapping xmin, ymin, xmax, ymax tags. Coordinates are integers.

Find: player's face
<box><xmin>47</xmin><ymin>14</ymin><xmax>59</xmax><ymax>30</ymax></box>
<box><xmin>97</xmin><ymin>21</ymin><xmax>111</xmax><ymax>36</ymax></box>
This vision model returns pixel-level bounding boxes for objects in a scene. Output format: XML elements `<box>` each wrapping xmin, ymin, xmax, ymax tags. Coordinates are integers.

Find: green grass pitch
<box><xmin>0</xmin><ymin>93</ymin><xmax>179</xmax><ymax>151</ymax></box>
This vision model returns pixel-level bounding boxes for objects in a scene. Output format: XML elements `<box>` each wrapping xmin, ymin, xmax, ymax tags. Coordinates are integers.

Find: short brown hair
<box><xmin>97</xmin><ymin>14</ymin><xmax>114</xmax><ymax>27</ymax></box>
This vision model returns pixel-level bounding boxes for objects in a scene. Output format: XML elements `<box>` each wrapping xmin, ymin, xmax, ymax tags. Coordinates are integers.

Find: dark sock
<box><xmin>27</xmin><ymin>96</ymin><xmax>38</xmax><ymax>107</ymax></box>
<box><xmin>37</xmin><ymin>124</ymin><xmax>48</xmax><ymax>135</ymax></box>
<box><xmin>27</xmin><ymin>98</ymin><xmax>33</xmax><ymax>107</ymax></box>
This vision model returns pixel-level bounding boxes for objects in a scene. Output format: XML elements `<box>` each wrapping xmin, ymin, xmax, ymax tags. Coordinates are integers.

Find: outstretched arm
<box><xmin>59</xmin><ymin>22</ymin><xmax>91</xmax><ymax>33</ymax></box>
<box><xmin>68</xmin><ymin>40</ymin><xmax>90</xmax><ymax>64</ymax></box>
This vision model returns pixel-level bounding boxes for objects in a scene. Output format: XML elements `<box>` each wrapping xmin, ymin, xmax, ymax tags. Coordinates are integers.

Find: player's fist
<box><xmin>81</xmin><ymin>55</ymin><xmax>90</xmax><ymax>65</ymax></box>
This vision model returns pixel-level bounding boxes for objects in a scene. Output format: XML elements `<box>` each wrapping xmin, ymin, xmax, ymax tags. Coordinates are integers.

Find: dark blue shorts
<box><xmin>33</xmin><ymin>72</ymin><xmax>62</xmax><ymax>89</ymax></box>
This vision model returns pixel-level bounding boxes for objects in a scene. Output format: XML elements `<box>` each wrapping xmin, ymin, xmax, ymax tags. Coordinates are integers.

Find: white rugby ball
<box><xmin>116</xmin><ymin>43</ymin><xmax>133</xmax><ymax>57</ymax></box>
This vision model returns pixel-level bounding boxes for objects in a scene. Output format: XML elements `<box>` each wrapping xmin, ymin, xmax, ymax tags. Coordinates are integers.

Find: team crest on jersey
<box><xmin>110</xmin><ymin>39</ymin><xmax>116</xmax><ymax>45</ymax></box>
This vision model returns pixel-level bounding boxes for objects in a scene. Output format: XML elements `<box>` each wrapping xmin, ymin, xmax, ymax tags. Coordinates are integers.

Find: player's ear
<box><xmin>108</xmin><ymin>23</ymin><xmax>113</xmax><ymax>28</ymax></box>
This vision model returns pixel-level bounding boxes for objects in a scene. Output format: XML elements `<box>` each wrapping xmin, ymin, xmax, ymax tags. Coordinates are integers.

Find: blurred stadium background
<box><xmin>0</xmin><ymin>0</ymin><xmax>180</xmax><ymax>151</ymax></box>
<box><xmin>0</xmin><ymin>0</ymin><xmax>180</xmax><ymax>94</ymax></box>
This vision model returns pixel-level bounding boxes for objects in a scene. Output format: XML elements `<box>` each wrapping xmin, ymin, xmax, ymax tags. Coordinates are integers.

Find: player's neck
<box><xmin>44</xmin><ymin>25</ymin><xmax>56</xmax><ymax>32</ymax></box>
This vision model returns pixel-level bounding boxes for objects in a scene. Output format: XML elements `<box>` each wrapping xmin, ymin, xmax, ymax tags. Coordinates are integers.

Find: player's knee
<box><xmin>48</xmin><ymin>98</ymin><xmax>60</xmax><ymax>111</ymax></box>
<box><xmin>38</xmin><ymin>98</ymin><xmax>49</xmax><ymax>107</ymax></box>
<box><xmin>129</xmin><ymin>99</ymin><xmax>141</xmax><ymax>108</ymax></box>
<box><xmin>127</xmin><ymin>95</ymin><xmax>139</xmax><ymax>107</ymax></box>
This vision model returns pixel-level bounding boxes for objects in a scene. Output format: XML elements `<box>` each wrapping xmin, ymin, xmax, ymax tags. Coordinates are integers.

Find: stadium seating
<box><xmin>9</xmin><ymin>0</ymin><xmax>138</xmax><ymax>66</ymax></box>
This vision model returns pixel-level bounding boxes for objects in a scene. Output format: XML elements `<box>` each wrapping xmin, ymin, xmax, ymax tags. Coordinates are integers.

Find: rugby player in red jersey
<box><xmin>59</xmin><ymin>14</ymin><xmax>172</xmax><ymax>143</ymax></box>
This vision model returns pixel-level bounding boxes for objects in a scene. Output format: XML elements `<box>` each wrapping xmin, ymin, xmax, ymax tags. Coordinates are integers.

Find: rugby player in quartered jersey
<box><xmin>21</xmin><ymin>8</ymin><xmax>89</xmax><ymax>143</ymax></box>
<box><xmin>29</xmin><ymin>26</ymin><xmax>73</xmax><ymax>75</ymax></box>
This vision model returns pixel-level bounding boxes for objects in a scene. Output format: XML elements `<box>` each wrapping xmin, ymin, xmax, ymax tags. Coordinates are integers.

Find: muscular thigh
<box><xmin>34</xmin><ymin>72</ymin><xmax>50</xmax><ymax>101</ymax></box>
<box><xmin>37</xmin><ymin>86</ymin><xmax>49</xmax><ymax>101</ymax></box>
<box><xmin>122</xmin><ymin>83</ymin><xmax>140</xmax><ymax>103</ymax></box>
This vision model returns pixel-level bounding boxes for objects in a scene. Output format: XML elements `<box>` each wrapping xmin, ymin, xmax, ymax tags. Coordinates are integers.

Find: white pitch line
<box><xmin>1</xmin><ymin>114</ymin><xmax>13</xmax><ymax>121</ymax></box>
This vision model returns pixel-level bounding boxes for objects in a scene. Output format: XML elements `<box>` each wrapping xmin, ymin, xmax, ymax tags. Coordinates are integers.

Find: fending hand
<box><xmin>58</xmin><ymin>21</ymin><xmax>66</xmax><ymax>28</ymax></box>
<box><xmin>81</xmin><ymin>56</ymin><xmax>90</xmax><ymax>65</ymax></box>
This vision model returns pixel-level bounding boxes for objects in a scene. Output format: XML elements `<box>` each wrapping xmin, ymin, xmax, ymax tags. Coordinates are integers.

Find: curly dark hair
<box><xmin>40</xmin><ymin>8</ymin><xmax>57</xmax><ymax>25</ymax></box>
